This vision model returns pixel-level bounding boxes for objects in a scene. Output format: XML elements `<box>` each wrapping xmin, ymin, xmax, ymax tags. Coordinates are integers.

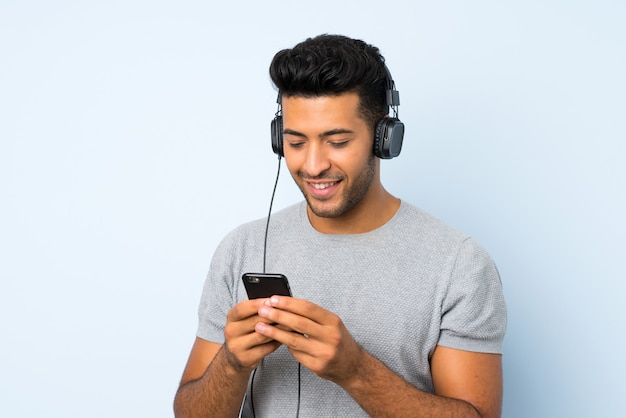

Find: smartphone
<box><xmin>242</xmin><ymin>273</ymin><xmax>292</xmax><ymax>299</ymax></box>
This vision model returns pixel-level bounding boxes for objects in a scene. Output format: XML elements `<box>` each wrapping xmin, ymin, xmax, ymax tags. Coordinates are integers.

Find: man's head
<box><xmin>268</xmin><ymin>35</ymin><xmax>402</xmax><ymax>231</ymax></box>
<box><xmin>269</xmin><ymin>34</ymin><xmax>389</xmax><ymax>132</ymax></box>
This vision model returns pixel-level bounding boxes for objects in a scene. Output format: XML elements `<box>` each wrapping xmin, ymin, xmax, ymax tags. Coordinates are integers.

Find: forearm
<box><xmin>174</xmin><ymin>346</ymin><xmax>250</xmax><ymax>418</ymax></box>
<box><xmin>342</xmin><ymin>350</ymin><xmax>482</xmax><ymax>418</ymax></box>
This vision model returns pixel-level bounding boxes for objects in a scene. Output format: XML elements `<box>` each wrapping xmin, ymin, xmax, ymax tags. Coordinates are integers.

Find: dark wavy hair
<box><xmin>269</xmin><ymin>34</ymin><xmax>389</xmax><ymax>130</ymax></box>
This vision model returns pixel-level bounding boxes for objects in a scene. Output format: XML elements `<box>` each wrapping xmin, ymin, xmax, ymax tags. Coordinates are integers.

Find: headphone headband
<box><xmin>383</xmin><ymin>64</ymin><xmax>400</xmax><ymax>109</ymax></box>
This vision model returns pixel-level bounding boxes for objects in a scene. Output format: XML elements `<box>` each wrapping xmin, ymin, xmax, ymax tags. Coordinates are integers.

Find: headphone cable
<box><xmin>262</xmin><ymin>155</ymin><xmax>282</xmax><ymax>274</ymax></box>
<box><xmin>249</xmin><ymin>155</ymin><xmax>282</xmax><ymax>418</ymax></box>
<box><xmin>296</xmin><ymin>362</ymin><xmax>301</xmax><ymax>418</ymax></box>
<box><xmin>251</xmin><ymin>154</ymin><xmax>303</xmax><ymax>418</ymax></box>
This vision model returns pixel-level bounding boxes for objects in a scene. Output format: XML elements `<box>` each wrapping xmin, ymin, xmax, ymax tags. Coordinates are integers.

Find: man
<box><xmin>174</xmin><ymin>34</ymin><xmax>507</xmax><ymax>417</ymax></box>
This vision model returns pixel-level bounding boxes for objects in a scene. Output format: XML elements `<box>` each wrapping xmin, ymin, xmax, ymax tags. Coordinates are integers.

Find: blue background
<box><xmin>1</xmin><ymin>1</ymin><xmax>624</xmax><ymax>417</ymax></box>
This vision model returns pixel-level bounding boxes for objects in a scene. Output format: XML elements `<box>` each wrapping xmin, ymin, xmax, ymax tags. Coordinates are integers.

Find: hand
<box><xmin>222</xmin><ymin>299</ymin><xmax>282</xmax><ymax>373</ymax></box>
<box><xmin>255</xmin><ymin>296</ymin><xmax>364</xmax><ymax>386</ymax></box>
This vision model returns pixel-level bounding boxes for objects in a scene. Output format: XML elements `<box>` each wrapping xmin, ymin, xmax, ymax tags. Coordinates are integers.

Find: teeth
<box><xmin>312</xmin><ymin>182</ymin><xmax>334</xmax><ymax>190</ymax></box>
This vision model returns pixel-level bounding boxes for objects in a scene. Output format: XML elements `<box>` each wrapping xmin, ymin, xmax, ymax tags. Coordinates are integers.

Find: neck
<box><xmin>307</xmin><ymin>183</ymin><xmax>401</xmax><ymax>234</ymax></box>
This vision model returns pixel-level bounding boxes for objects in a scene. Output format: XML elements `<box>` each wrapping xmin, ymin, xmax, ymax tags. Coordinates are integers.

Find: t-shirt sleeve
<box><xmin>196</xmin><ymin>231</ymin><xmax>239</xmax><ymax>344</ymax></box>
<box><xmin>438</xmin><ymin>237</ymin><xmax>507</xmax><ymax>354</ymax></box>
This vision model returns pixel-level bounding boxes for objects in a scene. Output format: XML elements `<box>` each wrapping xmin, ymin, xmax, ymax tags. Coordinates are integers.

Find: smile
<box><xmin>311</xmin><ymin>182</ymin><xmax>337</xmax><ymax>190</ymax></box>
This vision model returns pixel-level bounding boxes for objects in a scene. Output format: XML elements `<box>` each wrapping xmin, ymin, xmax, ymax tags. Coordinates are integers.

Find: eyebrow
<box><xmin>283</xmin><ymin>128</ymin><xmax>355</xmax><ymax>139</ymax></box>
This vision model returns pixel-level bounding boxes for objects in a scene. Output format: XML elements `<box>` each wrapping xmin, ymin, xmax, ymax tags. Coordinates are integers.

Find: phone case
<box><xmin>242</xmin><ymin>273</ymin><xmax>292</xmax><ymax>299</ymax></box>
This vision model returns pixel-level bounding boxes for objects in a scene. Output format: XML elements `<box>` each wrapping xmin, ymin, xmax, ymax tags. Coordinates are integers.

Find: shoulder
<box><xmin>207</xmin><ymin>202</ymin><xmax>304</xmax><ymax>279</ymax></box>
<box><xmin>393</xmin><ymin>202</ymin><xmax>499</xmax><ymax>277</ymax></box>
<box><xmin>216</xmin><ymin>202</ymin><xmax>304</xmax><ymax>248</ymax></box>
<box><xmin>393</xmin><ymin>201</ymin><xmax>471</xmax><ymax>247</ymax></box>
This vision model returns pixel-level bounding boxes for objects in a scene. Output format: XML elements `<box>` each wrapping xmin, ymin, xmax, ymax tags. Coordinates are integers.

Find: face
<box><xmin>281</xmin><ymin>92</ymin><xmax>379</xmax><ymax>220</ymax></box>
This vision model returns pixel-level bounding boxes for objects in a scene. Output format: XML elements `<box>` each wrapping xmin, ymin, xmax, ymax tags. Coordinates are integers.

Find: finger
<box><xmin>255</xmin><ymin>322</ymin><xmax>315</xmax><ymax>353</ymax></box>
<box><xmin>227</xmin><ymin>298</ymin><xmax>269</xmax><ymax>322</ymax></box>
<box><xmin>259</xmin><ymin>300</ymin><xmax>327</xmax><ymax>339</ymax></box>
<box><xmin>225</xmin><ymin>313</ymin><xmax>279</xmax><ymax>343</ymax></box>
<box><xmin>265</xmin><ymin>296</ymin><xmax>333</xmax><ymax>326</ymax></box>
<box><xmin>226</xmin><ymin>299</ymin><xmax>276</xmax><ymax>341</ymax></box>
<box><xmin>224</xmin><ymin>320</ymin><xmax>284</xmax><ymax>371</ymax></box>
<box><xmin>225</xmin><ymin>319</ymin><xmax>275</xmax><ymax>347</ymax></box>
<box><xmin>224</xmin><ymin>337</ymin><xmax>282</xmax><ymax>371</ymax></box>
<box><xmin>257</xmin><ymin>303</ymin><xmax>315</xmax><ymax>337</ymax></box>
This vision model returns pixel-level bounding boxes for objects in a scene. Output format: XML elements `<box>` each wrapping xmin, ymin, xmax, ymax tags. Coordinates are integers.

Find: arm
<box><xmin>173</xmin><ymin>339</ymin><xmax>247</xmax><ymax>418</ymax></box>
<box><xmin>255</xmin><ymin>296</ymin><xmax>502</xmax><ymax>418</ymax></box>
<box><xmin>173</xmin><ymin>299</ymin><xmax>282</xmax><ymax>418</ymax></box>
<box><xmin>342</xmin><ymin>346</ymin><xmax>502</xmax><ymax>418</ymax></box>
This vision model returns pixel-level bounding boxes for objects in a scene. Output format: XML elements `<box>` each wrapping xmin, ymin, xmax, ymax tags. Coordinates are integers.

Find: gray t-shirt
<box><xmin>197</xmin><ymin>201</ymin><xmax>507</xmax><ymax>417</ymax></box>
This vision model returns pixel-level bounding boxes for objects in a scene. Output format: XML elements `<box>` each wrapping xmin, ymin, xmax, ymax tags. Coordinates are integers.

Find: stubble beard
<box><xmin>297</xmin><ymin>154</ymin><xmax>377</xmax><ymax>219</ymax></box>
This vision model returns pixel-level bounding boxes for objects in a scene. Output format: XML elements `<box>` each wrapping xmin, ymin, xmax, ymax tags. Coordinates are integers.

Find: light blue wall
<box><xmin>1</xmin><ymin>1</ymin><xmax>624</xmax><ymax>417</ymax></box>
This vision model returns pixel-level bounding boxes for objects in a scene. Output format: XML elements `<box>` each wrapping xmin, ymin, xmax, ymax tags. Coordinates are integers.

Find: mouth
<box><xmin>305</xmin><ymin>179</ymin><xmax>342</xmax><ymax>199</ymax></box>
<box><xmin>311</xmin><ymin>181</ymin><xmax>338</xmax><ymax>190</ymax></box>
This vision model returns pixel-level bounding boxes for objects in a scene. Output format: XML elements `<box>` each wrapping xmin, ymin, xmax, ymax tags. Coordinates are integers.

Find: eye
<box><xmin>329</xmin><ymin>140</ymin><xmax>349</xmax><ymax>148</ymax></box>
<box><xmin>287</xmin><ymin>141</ymin><xmax>305</xmax><ymax>149</ymax></box>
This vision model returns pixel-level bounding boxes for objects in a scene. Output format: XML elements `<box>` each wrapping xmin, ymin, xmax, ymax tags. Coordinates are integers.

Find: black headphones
<box><xmin>270</xmin><ymin>64</ymin><xmax>404</xmax><ymax>159</ymax></box>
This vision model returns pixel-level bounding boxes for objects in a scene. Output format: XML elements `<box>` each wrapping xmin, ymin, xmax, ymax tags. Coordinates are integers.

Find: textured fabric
<box><xmin>197</xmin><ymin>200</ymin><xmax>507</xmax><ymax>417</ymax></box>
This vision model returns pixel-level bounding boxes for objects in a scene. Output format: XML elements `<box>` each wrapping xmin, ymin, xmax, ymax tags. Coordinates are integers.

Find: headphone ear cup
<box><xmin>271</xmin><ymin>115</ymin><xmax>284</xmax><ymax>157</ymax></box>
<box><xmin>374</xmin><ymin>117</ymin><xmax>405</xmax><ymax>159</ymax></box>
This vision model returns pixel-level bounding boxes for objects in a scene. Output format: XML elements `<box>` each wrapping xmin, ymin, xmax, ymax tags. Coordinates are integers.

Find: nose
<box><xmin>301</xmin><ymin>141</ymin><xmax>331</xmax><ymax>177</ymax></box>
